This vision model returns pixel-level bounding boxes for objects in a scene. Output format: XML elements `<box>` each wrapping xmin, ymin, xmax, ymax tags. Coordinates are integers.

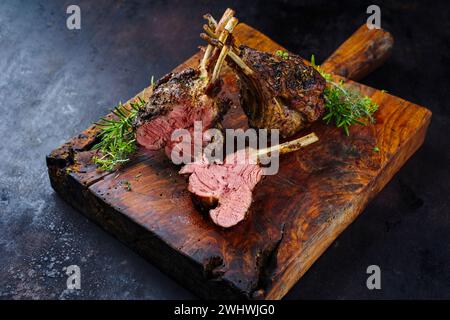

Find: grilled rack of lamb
<box><xmin>134</xmin><ymin>9</ymin><xmax>238</xmax><ymax>157</ymax></box>
<box><xmin>179</xmin><ymin>133</ymin><xmax>319</xmax><ymax>228</ymax></box>
<box><xmin>201</xmin><ymin>27</ymin><xmax>326</xmax><ymax>138</ymax></box>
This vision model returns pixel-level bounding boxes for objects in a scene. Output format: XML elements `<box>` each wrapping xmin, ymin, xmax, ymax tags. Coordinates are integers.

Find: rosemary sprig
<box><xmin>311</xmin><ymin>55</ymin><xmax>378</xmax><ymax>136</ymax></box>
<box><xmin>92</xmin><ymin>97</ymin><xmax>145</xmax><ymax>171</ymax></box>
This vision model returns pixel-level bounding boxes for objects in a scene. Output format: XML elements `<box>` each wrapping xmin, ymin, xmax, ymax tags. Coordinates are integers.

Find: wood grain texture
<box><xmin>321</xmin><ymin>24</ymin><xmax>394</xmax><ymax>81</ymax></box>
<box><xmin>46</xmin><ymin>23</ymin><xmax>431</xmax><ymax>299</ymax></box>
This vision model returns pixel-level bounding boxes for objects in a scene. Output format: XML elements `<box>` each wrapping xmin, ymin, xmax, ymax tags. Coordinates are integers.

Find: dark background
<box><xmin>1</xmin><ymin>0</ymin><xmax>449</xmax><ymax>299</ymax></box>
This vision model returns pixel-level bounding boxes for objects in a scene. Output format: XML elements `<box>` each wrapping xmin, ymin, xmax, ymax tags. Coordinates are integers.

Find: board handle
<box><xmin>320</xmin><ymin>24</ymin><xmax>394</xmax><ymax>81</ymax></box>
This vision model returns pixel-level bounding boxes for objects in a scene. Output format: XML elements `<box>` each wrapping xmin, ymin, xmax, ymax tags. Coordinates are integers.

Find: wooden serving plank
<box><xmin>47</xmin><ymin>23</ymin><xmax>431</xmax><ymax>299</ymax></box>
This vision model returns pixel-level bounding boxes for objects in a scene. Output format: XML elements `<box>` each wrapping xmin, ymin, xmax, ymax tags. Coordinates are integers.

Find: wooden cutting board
<box><xmin>47</xmin><ymin>23</ymin><xmax>431</xmax><ymax>299</ymax></box>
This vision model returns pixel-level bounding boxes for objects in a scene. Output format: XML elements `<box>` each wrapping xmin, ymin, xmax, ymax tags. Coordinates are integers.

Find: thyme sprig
<box><xmin>311</xmin><ymin>55</ymin><xmax>378</xmax><ymax>135</ymax></box>
<box><xmin>92</xmin><ymin>97</ymin><xmax>145</xmax><ymax>171</ymax></box>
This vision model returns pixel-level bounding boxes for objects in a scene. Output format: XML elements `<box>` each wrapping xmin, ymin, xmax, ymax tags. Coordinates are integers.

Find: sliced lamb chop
<box><xmin>201</xmin><ymin>29</ymin><xmax>327</xmax><ymax>138</ymax></box>
<box><xmin>134</xmin><ymin>9</ymin><xmax>237</xmax><ymax>158</ymax></box>
<box><xmin>180</xmin><ymin>133</ymin><xmax>319</xmax><ymax>228</ymax></box>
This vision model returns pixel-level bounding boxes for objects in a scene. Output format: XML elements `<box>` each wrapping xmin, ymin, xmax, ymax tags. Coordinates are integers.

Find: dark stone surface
<box><xmin>0</xmin><ymin>0</ymin><xmax>449</xmax><ymax>299</ymax></box>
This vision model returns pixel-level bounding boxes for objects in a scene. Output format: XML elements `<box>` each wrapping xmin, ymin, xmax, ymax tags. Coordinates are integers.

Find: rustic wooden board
<box><xmin>47</xmin><ymin>23</ymin><xmax>431</xmax><ymax>299</ymax></box>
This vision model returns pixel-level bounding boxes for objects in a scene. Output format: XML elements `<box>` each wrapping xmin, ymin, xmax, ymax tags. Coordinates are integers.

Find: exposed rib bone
<box><xmin>200</xmin><ymin>8</ymin><xmax>235</xmax><ymax>75</ymax></box>
<box><xmin>215</xmin><ymin>8</ymin><xmax>235</xmax><ymax>34</ymax></box>
<box><xmin>202</xmin><ymin>24</ymin><xmax>217</xmax><ymax>39</ymax></box>
<box><xmin>203</xmin><ymin>13</ymin><xmax>217</xmax><ymax>30</ymax></box>
<box><xmin>199</xmin><ymin>27</ymin><xmax>240</xmax><ymax>54</ymax></box>
<box><xmin>201</xmin><ymin>33</ymin><xmax>254</xmax><ymax>76</ymax></box>
<box><xmin>211</xmin><ymin>17</ymin><xmax>238</xmax><ymax>82</ymax></box>
<box><xmin>255</xmin><ymin>132</ymin><xmax>319</xmax><ymax>158</ymax></box>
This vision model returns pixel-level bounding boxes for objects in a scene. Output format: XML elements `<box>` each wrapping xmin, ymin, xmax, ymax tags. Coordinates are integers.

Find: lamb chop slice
<box><xmin>134</xmin><ymin>67</ymin><xmax>220</xmax><ymax>157</ymax></box>
<box><xmin>180</xmin><ymin>133</ymin><xmax>319</xmax><ymax>228</ymax></box>
<box><xmin>134</xmin><ymin>9</ymin><xmax>237</xmax><ymax>158</ymax></box>
<box><xmin>201</xmin><ymin>31</ymin><xmax>327</xmax><ymax>138</ymax></box>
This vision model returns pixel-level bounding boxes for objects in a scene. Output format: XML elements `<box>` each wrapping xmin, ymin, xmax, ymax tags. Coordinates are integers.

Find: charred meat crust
<box><xmin>133</xmin><ymin>12</ymin><xmax>238</xmax><ymax>155</ymax></box>
<box><xmin>133</xmin><ymin>68</ymin><xmax>200</xmax><ymax>127</ymax></box>
<box><xmin>233</xmin><ymin>45</ymin><xmax>326</xmax><ymax>138</ymax></box>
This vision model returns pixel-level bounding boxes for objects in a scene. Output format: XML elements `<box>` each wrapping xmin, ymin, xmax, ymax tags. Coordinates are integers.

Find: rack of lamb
<box><xmin>201</xmin><ymin>24</ymin><xmax>326</xmax><ymax>138</ymax></box>
<box><xmin>134</xmin><ymin>9</ymin><xmax>238</xmax><ymax>157</ymax></box>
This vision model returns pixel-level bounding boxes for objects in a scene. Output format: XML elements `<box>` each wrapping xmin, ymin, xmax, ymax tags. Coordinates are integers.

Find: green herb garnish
<box><xmin>276</xmin><ymin>50</ymin><xmax>289</xmax><ymax>59</ymax></box>
<box><xmin>92</xmin><ymin>97</ymin><xmax>145</xmax><ymax>171</ymax></box>
<box><xmin>92</xmin><ymin>76</ymin><xmax>156</xmax><ymax>171</ymax></box>
<box><xmin>373</xmin><ymin>146</ymin><xmax>380</xmax><ymax>152</ymax></box>
<box><xmin>311</xmin><ymin>55</ymin><xmax>378</xmax><ymax>136</ymax></box>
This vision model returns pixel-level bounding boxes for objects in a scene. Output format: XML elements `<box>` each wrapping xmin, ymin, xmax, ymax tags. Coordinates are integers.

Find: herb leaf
<box><xmin>92</xmin><ymin>76</ymin><xmax>156</xmax><ymax>171</ymax></box>
<box><xmin>276</xmin><ymin>50</ymin><xmax>289</xmax><ymax>59</ymax></box>
<box><xmin>310</xmin><ymin>55</ymin><xmax>379</xmax><ymax>135</ymax></box>
<box><xmin>92</xmin><ymin>97</ymin><xmax>146</xmax><ymax>171</ymax></box>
